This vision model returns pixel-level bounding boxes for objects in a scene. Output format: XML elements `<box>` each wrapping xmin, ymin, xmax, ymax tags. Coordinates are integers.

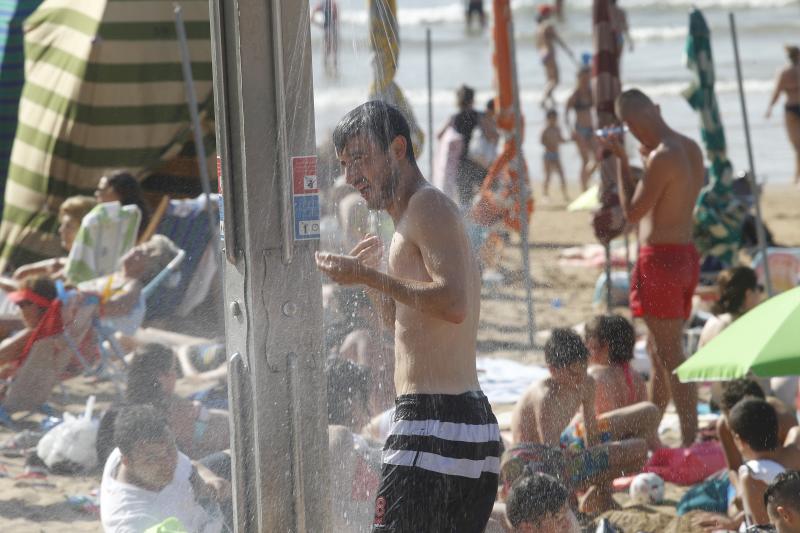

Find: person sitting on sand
<box><xmin>0</xmin><ymin>277</ymin><xmax>58</xmax><ymax>374</ymax></box>
<box><xmin>326</xmin><ymin>358</ymin><xmax>382</xmax><ymax>533</ymax></box>
<box><xmin>100</xmin><ymin>405</ymin><xmax>229</xmax><ymax>533</ymax></box>
<box><xmin>541</xmin><ymin>108</ymin><xmax>570</xmax><ymax>201</ymax></box>
<box><xmin>4</xmin><ymin>196</ymin><xmax>97</xmax><ymax>285</ymax></box>
<box><xmin>535</xmin><ymin>5</ymin><xmax>574</xmax><ymax>109</ymax></box>
<box><xmin>506</xmin><ymin>473</ymin><xmax>580</xmax><ymax>533</ymax></box>
<box><xmin>766</xmin><ymin>471</ymin><xmax>800</xmax><ymax>533</ymax></box>
<box><xmin>565</xmin><ymin>66</ymin><xmax>596</xmax><ymax>192</ymax></box>
<box><xmin>695</xmin><ymin>398</ymin><xmax>800</xmax><ymax>532</ymax></box>
<box><xmin>510</xmin><ymin>328</ymin><xmax>649</xmax><ymax>512</ymax></box>
<box><xmin>124</xmin><ymin>343</ymin><xmax>230</xmax><ymax>461</ymax></box>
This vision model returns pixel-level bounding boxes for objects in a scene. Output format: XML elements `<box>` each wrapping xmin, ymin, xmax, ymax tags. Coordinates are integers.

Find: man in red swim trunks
<box><xmin>600</xmin><ymin>89</ymin><xmax>703</xmax><ymax>446</ymax></box>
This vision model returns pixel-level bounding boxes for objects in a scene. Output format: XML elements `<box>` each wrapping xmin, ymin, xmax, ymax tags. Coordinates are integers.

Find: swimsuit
<box><xmin>373</xmin><ymin>391</ymin><xmax>500</xmax><ymax>532</ymax></box>
<box><xmin>575</xmin><ymin>125</ymin><xmax>594</xmax><ymax>141</ymax></box>
<box><xmin>544</xmin><ymin>151</ymin><xmax>560</xmax><ymax>162</ymax></box>
<box><xmin>621</xmin><ymin>362</ymin><xmax>637</xmax><ymax>405</ymax></box>
<box><xmin>560</xmin><ymin>418</ymin><xmax>613</xmax><ymax>453</ymax></box>
<box><xmin>500</xmin><ymin>442</ymin><xmax>611</xmax><ymax>490</ymax></box>
<box><xmin>466</xmin><ymin>0</ymin><xmax>483</xmax><ymax>17</ymax></box>
<box><xmin>786</xmin><ymin>104</ymin><xmax>800</xmax><ymax>118</ymax></box>
<box><xmin>630</xmin><ymin>243</ymin><xmax>700</xmax><ymax>320</ymax></box>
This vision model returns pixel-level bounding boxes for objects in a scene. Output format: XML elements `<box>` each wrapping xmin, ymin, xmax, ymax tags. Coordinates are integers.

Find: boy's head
<box><xmin>729</xmin><ymin>397</ymin><xmax>779</xmax><ymax>456</ymax></box>
<box><xmin>114</xmin><ymin>405</ymin><xmax>178</xmax><ymax>491</ymax></box>
<box><xmin>456</xmin><ymin>85</ymin><xmax>475</xmax><ymax>109</ymax></box>
<box><xmin>545</xmin><ymin>329</ymin><xmax>589</xmax><ymax>385</ymax></box>
<box><xmin>506</xmin><ymin>473</ymin><xmax>580</xmax><ymax>533</ymax></box>
<box><xmin>546</xmin><ymin>109</ymin><xmax>558</xmax><ymax>124</ymax></box>
<box><xmin>721</xmin><ymin>378</ymin><xmax>765</xmax><ymax>415</ymax></box>
<box><xmin>766</xmin><ymin>471</ymin><xmax>800</xmax><ymax>533</ymax></box>
<box><xmin>584</xmin><ymin>314</ymin><xmax>635</xmax><ymax>365</ymax></box>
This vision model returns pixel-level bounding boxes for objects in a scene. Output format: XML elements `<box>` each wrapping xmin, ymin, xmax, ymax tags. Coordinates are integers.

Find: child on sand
<box><xmin>540</xmin><ymin>109</ymin><xmax>570</xmax><ymax>201</ymax></box>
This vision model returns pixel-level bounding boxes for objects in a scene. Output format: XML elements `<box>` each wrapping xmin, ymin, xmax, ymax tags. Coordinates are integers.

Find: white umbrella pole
<box><xmin>505</xmin><ymin>6</ymin><xmax>536</xmax><ymax>348</ymax></box>
<box><xmin>729</xmin><ymin>12</ymin><xmax>772</xmax><ymax>296</ymax></box>
<box><xmin>174</xmin><ymin>4</ymin><xmax>220</xmax><ymax>266</ymax></box>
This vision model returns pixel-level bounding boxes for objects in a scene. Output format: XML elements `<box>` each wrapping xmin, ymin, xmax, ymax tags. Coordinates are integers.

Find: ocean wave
<box><xmin>337</xmin><ymin>0</ymin><xmax>799</xmax><ymax>27</ymax></box>
<box><xmin>313</xmin><ymin>78</ymin><xmax>774</xmax><ymax>111</ymax></box>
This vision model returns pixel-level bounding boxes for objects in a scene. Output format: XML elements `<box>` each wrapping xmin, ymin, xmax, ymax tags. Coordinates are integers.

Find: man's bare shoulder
<box><xmin>405</xmin><ymin>185</ymin><xmax>462</xmax><ymax>226</ymax></box>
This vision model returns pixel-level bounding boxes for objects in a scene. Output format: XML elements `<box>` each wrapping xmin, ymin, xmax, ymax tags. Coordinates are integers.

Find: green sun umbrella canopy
<box><xmin>676</xmin><ymin>287</ymin><xmax>800</xmax><ymax>382</ymax></box>
<box><xmin>683</xmin><ymin>7</ymin><xmax>746</xmax><ymax>268</ymax></box>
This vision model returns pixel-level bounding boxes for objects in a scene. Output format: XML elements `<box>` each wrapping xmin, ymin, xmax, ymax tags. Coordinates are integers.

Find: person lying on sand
<box><xmin>510</xmin><ymin>328</ymin><xmax>649</xmax><ymax>513</ymax></box>
<box><xmin>695</xmin><ymin>399</ymin><xmax>800</xmax><ymax>532</ymax></box>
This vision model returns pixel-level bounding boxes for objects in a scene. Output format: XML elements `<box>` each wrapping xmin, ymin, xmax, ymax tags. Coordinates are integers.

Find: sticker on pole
<box><xmin>291</xmin><ymin>156</ymin><xmax>320</xmax><ymax>240</ymax></box>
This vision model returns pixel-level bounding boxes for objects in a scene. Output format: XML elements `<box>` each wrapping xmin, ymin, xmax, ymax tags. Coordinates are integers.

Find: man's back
<box><xmin>589</xmin><ymin>364</ymin><xmax>646</xmax><ymax>414</ymax></box>
<box><xmin>389</xmin><ymin>185</ymin><xmax>481</xmax><ymax>395</ymax></box>
<box><xmin>511</xmin><ymin>378</ymin><xmax>583</xmax><ymax>445</ymax></box>
<box><xmin>640</xmin><ymin>133</ymin><xmax>704</xmax><ymax>245</ymax></box>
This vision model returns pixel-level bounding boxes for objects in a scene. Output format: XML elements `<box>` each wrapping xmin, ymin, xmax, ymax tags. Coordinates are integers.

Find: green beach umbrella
<box><xmin>676</xmin><ymin>286</ymin><xmax>800</xmax><ymax>382</ymax></box>
<box><xmin>683</xmin><ymin>7</ymin><xmax>746</xmax><ymax>268</ymax></box>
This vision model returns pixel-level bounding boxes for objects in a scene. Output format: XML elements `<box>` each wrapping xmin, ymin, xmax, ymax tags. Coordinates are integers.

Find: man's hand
<box><xmin>692</xmin><ymin>512</ymin><xmax>740</xmax><ymax>532</ymax></box>
<box><xmin>597</xmin><ymin>132</ymin><xmax>627</xmax><ymax>160</ymax></box>
<box><xmin>316</xmin><ymin>234</ymin><xmax>382</xmax><ymax>286</ymax></box>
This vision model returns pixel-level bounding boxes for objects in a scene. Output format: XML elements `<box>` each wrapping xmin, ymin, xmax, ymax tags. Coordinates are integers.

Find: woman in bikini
<box><xmin>766</xmin><ymin>45</ymin><xmax>800</xmax><ymax>185</ymax></box>
<box><xmin>565</xmin><ymin>66</ymin><xmax>596</xmax><ymax>191</ymax></box>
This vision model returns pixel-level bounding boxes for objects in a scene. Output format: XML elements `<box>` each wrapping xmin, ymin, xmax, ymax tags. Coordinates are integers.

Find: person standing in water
<box><xmin>766</xmin><ymin>45</ymin><xmax>800</xmax><ymax>185</ymax></box>
<box><xmin>465</xmin><ymin>0</ymin><xmax>486</xmax><ymax>30</ymax></box>
<box><xmin>599</xmin><ymin>89</ymin><xmax>704</xmax><ymax>447</ymax></box>
<box><xmin>565</xmin><ymin>65</ymin><xmax>596</xmax><ymax>191</ymax></box>
<box><xmin>317</xmin><ymin>101</ymin><xmax>500</xmax><ymax>532</ymax></box>
<box><xmin>609</xmin><ymin>0</ymin><xmax>633</xmax><ymax>61</ymax></box>
<box><xmin>535</xmin><ymin>4</ymin><xmax>575</xmax><ymax>109</ymax></box>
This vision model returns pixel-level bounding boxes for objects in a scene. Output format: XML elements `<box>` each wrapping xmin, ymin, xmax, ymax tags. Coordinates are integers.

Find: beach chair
<box><xmin>152</xmin><ymin>194</ymin><xmax>219</xmax><ymax>320</ymax></box>
<box><xmin>64</xmin><ymin>201</ymin><xmax>142</xmax><ymax>284</ymax></box>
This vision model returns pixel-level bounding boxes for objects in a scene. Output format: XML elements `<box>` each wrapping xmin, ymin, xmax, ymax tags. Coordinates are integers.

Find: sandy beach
<box><xmin>0</xmin><ymin>184</ymin><xmax>796</xmax><ymax>532</ymax></box>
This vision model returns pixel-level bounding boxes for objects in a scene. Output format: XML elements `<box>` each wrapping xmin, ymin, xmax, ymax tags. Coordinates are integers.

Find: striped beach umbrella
<box><xmin>591</xmin><ymin>0</ymin><xmax>624</xmax><ymax>243</ymax></box>
<box><xmin>0</xmin><ymin>1</ymin><xmax>44</xmax><ymax>216</ymax></box>
<box><xmin>684</xmin><ymin>7</ymin><xmax>746</xmax><ymax>268</ymax></box>
<box><xmin>0</xmin><ymin>0</ymin><xmax>213</xmax><ymax>270</ymax></box>
<box><xmin>368</xmin><ymin>0</ymin><xmax>424</xmax><ymax>157</ymax></box>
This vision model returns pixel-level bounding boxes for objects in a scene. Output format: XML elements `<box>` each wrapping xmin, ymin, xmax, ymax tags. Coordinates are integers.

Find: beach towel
<box><xmin>476</xmin><ymin>357</ymin><xmax>549</xmax><ymax>405</ymax></box>
<box><xmin>65</xmin><ymin>202</ymin><xmax>141</xmax><ymax>284</ymax></box>
<box><xmin>644</xmin><ymin>441</ymin><xmax>726</xmax><ymax>485</ymax></box>
<box><xmin>432</xmin><ymin>127</ymin><xmax>463</xmax><ymax>203</ymax></box>
<box><xmin>676</xmin><ymin>471</ymin><xmax>730</xmax><ymax>515</ymax></box>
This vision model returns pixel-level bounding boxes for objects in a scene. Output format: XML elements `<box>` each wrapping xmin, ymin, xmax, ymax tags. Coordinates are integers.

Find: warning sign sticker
<box><xmin>291</xmin><ymin>156</ymin><xmax>320</xmax><ymax>241</ymax></box>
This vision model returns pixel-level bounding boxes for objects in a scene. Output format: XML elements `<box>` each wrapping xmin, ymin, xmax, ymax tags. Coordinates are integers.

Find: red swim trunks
<box><xmin>630</xmin><ymin>244</ymin><xmax>700</xmax><ymax>320</ymax></box>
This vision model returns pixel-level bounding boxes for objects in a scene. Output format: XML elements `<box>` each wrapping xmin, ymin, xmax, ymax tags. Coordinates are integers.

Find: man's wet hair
<box><xmin>584</xmin><ymin>314</ymin><xmax>635</xmax><ymax>365</ymax></box>
<box><xmin>332</xmin><ymin>101</ymin><xmax>415</xmax><ymax>163</ymax></box>
<box><xmin>615</xmin><ymin>88</ymin><xmax>655</xmax><ymax>118</ymax></box>
<box><xmin>506</xmin><ymin>473</ymin><xmax>570</xmax><ymax>528</ymax></box>
<box><xmin>721</xmin><ymin>378</ymin><xmax>765</xmax><ymax>414</ymax></box>
<box><xmin>545</xmin><ymin>328</ymin><xmax>589</xmax><ymax>369</ymax></box>
<box><xmin>326</xmin><ymin>358</ymin><xmax>370</xmax><ymax>426</ymax></box>
<box><xmin>114</xmin><ymin>405</ymin><xmax>170</xmax><ymax>457</ymax></box>
<box><xmin>729</xmin><ymin>397</ymin><xmax>778</xmax><ymax>451</ymax></box>
<box><xmin>765</xmin><ymin>470</ymin><xmax>800</xmax><ymax>512</ymax></box>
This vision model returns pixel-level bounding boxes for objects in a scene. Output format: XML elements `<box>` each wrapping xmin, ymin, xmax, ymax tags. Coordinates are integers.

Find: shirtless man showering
<box><xmin>599</xmin><ymin>89</ymin><xmax>703</xmax><ymax>447</ymax></box>
<box><xmin>317</xmin><ymin>101</ymin><xmax>500</xmax><ymax>532</ymax></box>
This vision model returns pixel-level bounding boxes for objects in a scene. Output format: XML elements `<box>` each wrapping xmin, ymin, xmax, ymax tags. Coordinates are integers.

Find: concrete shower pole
<box><xmin>209</xmin><ymin>0</ymin><xmax>330</xmax><ymax>531</ymax></box>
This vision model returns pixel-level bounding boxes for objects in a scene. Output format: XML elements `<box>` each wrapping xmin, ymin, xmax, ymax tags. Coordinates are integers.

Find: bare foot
<box><xmin>579</xmin><ymin>485</ymin><xmax>620</xmax><ymax>515</ymax></box>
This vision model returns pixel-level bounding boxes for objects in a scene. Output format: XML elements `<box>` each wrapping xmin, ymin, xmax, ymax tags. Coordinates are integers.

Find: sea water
<box><xmin>310</xmin><ymin>0</ymin><xmax>800</xmax><ymax>186</ymax></box>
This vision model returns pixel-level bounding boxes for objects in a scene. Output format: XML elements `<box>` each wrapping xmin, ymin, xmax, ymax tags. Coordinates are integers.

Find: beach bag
<box><xmin>644</xmin><ymin>441</ymin><xmax>726</xmax><ymax>485</ymax></box>
<box><xmin>36</xmin><ymin>396</ymin><xmax>98</xmax><ymax>472</ymax></box>
<box><xmin>677</xmin><ymin>470</ymin><xmax>729</xmax><ymax>516</ymax></box>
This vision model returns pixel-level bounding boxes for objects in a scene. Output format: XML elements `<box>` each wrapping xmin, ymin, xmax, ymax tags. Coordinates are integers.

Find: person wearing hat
<box><xmin>0</xmin><ymin>276</ymin><xmax>57</xmax><ymax>370</ymax></box>
<box><xmin>535</xmin><ymin>4</ymin><xmax>575</xmax><ymax>109</ymax></box>
<box><xmin>766</xmin><ymin>45</ymin><xmax>800</xmax><ymax>185</ymax></box>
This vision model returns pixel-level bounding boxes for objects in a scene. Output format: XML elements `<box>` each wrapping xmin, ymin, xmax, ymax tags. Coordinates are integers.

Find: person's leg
<box><xmin>543</xmin><ymin>159</ymin><xmax>552</xmax><ymax>198</ymax></box>
<box><xmin>576</xmin><ymin>137</ymin><xmax>591</xmax><ymax>191</ymax></box>
<box><xmin>785</xmin><ymin>110</ymin><xmax>800</xmax><ymax>184</ymax></box>
<box><xmin>556</xmin><ymin>161</ymin><xmax>569</xmax><ymax>200</ymax></box>
<box><xmin>598</xmin><ymin>401</ymin><xmax>662</xmax><ymax>450</ymax></box>
<box><xmin>575</xmin><ymin>439</ymin><xmax>648</xmax><ymax>513</ymax></box>
<box><xmin>644</xmin><ymin>316</ymin><xmax>698</xmax><ymax>446</ymax></box>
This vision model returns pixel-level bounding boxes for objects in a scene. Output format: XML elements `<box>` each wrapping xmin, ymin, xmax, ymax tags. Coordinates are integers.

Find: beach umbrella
<box><xmin>676</xmin><ymin>286</ymin><xmax>800</xmax><ymax>382</ymax></box>
<box><xmin>368</xmin><ymin>0</ymin><xmax>424</xmax><ymax>157</ymax></box>
<box><xmin>683</xmin><ymin>7</ymin><xmax>746</xmax><ymax>268</ymax></box>
<box><xmin>0</xmin><ymin>1</ymin><xmax>45</xmax><ymax>217</ymax></box>
<box><xmin>0</xmin><ymin>0</ymin><xmax>213</xmax><ymax>271</ymax></box>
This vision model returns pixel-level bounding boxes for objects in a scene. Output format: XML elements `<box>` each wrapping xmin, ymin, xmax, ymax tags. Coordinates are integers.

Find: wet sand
<box><xmin>0</xmin><ymin>184</ymin><xmax>797</xmax><ymax>531</ymax></box>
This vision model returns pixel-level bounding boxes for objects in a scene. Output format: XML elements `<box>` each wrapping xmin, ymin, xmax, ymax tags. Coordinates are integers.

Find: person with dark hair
<box><xmin>505</xmin><ymin>473</ymin><xmax>579</xmax><ymax>533</ymax></box>
<box><xmin>541</xmin><ymin>108</ymin><xmax>570</xmax><ymax>202</ymax></box>
<box><xmin>326</xmin><ymin>358</ymin><xmax>383</xmax><ymax>533</ymax></box>
<box><xmin>511</xmin><ymin>328</ymin><xmax>650</xmax><ymax>512</ymax></box>
<box><xmin>535</xmin><ymin>4</ymin><xmax>574</xmax><ymax>109</ymax></box>
<box><xmin>766</xmin><ymin>471</ymin><xmax>800</xmax><ymax>532</ymax></box>
<box><xmin>600</xmin><ymin>88</ymin><xmax>704</xmax><ymax>447</ymax></box>
<box><xmin>100</xmin><ymin>405</ymin><xmax>228</xmax><ymax>533</ymax></box>
<box><xmin>765</xmin><ymin>45</ymin><xmax>800</xmax><ymax>185</ymax></box>
<box><xmin>124</xmin><ymin>343</ymin><xmax>230</xmax><ymax>459</ymax></box>
<box><xmin>95</xmin><ymin>170</ymin><xmax>151</xmax><ymax>237</ymax></box>
<box><xmin>318</xmin><ymin>101</ymin><xmax>500</xmax><ymax>532</ymax></box>
<box><xmin>465</xmin><ymin>0</ymin><xmax>485</xmax><ymax>30</ymax></box>
<box><xmin>565</xmin><ymin>66</ymin><xmax>596</xmax><ymax>192</ymax></box>
<box><xmin>700</xmin><ymin>266</ymin><xmax>762</xmax><ymax>349</ymax></box>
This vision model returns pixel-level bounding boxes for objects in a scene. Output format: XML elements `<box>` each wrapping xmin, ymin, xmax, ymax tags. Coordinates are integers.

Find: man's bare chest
<box><xmin>388</xmin><ymin>232</ymin><xmax>428</xmax><ymax>282</ymax></box>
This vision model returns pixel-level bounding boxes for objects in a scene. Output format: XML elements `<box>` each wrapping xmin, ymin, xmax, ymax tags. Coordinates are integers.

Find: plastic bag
<box><xmin>37</xmin><ymin>396</ymin><xmax>99</xmax><ymax>472</ymax></box>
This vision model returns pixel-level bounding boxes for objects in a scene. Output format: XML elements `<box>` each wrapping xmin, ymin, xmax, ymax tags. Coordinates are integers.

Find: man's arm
<box><xmin>581</xmin><ymin>376</ymin><xmax>600</xmax><ymax>447</ymax></box>
<box><xmin>317</xmin><ymin>189</ymin><xmax>470</xmax><ymax>324</ymax></box>
<box><xmin>765</xmin><ymin>70</ymin><xmax>786</xmax><ymax>118</ymax></box>
<box><xmin>536</xmin><ymin>391</ymin><xmax>569</xmax><ymax>447</ymax></box>
<box><xmin>511</xmin><ymin>389</ymin><xmax>540</xmax><ymax>444</ymax></box>
<box><xmin>606</xmin><ymin>139</ymin><xmax>670</xmax><ymax>225</ymax></box>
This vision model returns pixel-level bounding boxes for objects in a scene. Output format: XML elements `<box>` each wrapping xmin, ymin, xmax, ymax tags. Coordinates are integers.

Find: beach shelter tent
<box><xmin>684</xmin><ymin>8</ymin><xmax>746</xmax><ymax>269</ymax></box>
<box><xmin>591</xmin><ymin>0</ymin><xmax>623</xmax><ymax>244</ymax></box>
<box><xmin>676</xmin><ymin>286</ymin><xmax>800</xmax><ymax>381</ymax></box>
<box><xmin>368</xmin><ymin>0</ymin><xmax>424</xmax><ymax>157</ymax></box>
<box><xmin>0</xmin><ymin>0</ymin><xmax>44</xmax><ymax>216</ymax></box>
<box><xmin>0</xmin><ymin>0</ymin><xmax>213</xmax><ymax>271</ymax></box>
